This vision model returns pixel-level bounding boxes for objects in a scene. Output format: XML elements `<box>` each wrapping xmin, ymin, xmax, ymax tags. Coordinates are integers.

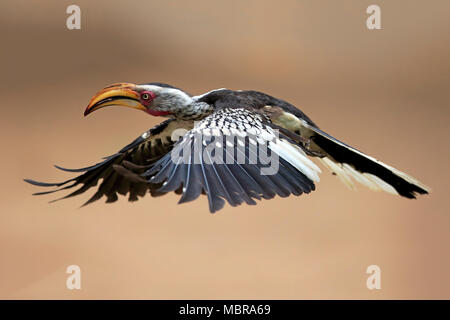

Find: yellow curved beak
<box><xmin>84</xmin><ymin>83</ymin><xmax>145</xmax><ymax>116</ymax></box>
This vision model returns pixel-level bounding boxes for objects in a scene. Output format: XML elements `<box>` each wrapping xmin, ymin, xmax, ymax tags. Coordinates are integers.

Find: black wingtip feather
<box><xmin>24</xmin><ymin>178</ymin><xmax>58</xmax><ymax>187</ymax></box>
<box><xmin>311</xmin><ymin>129</ymin><xmax>430</xmax><ymax>200</ymax></box>
<box><xmin>54</xmin><ymin>165</ymin><xmax>90</xmax><ymax>173</ymax></box>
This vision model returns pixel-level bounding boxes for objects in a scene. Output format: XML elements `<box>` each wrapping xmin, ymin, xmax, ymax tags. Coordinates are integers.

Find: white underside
<box><xmin>319</xmin><ymin>157</ymin><xmax>399</xmax><ymax>194</ymax></box>
<box><xmin>270</xmin><ymin>139</ymin><xmax>321</xmax><ymax>182</ymax></box>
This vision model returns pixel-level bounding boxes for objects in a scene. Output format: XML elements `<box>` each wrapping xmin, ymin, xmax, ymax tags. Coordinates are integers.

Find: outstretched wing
<box><xmin>142</xmin><ymin>108</ymin><xmax>321</xmax><ymax>213</ymax></box>
<box><xmin>269</xmin><ymin>108</ymin><xmax>430</xmax><ymax>198</ymax></box>
<box><xmin>305</xmin><ymin>123</ymin><xmax>430</xmax><ymax>198</ymax></box>
<box><xmin>24</xmin><ymin>119</ymin><xmax>193</xmax><ymax>205</ymax></box>
<box><xmin>26</xmin><ymin>109</ymin><xmax>322</xmax><ymax>212</ymax></box>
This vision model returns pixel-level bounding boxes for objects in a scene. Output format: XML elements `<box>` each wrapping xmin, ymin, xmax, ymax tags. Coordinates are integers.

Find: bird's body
<box><xmin>25</xmin><ymin>83</ymin><xmax>430</xmax><ymax>212</ymax></box>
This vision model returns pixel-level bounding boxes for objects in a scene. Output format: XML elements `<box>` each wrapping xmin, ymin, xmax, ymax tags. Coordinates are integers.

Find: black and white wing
<box><xmin>305</xmin><ymin>123</ymin><xmax>430</xmax><ymax>198</ymax></box>
<box><xmin>25</xmin><ymin>109</ymin><xmax>322</xmax><ymax>212</ymax></box>
<box><xmin>24</xmin><ymin>119</ymin><xmax>193</xmax><ymax>205</ymax></box>
<box><xmin>270</xmin><ymin>110</ymin><xmax>430</xmax><ymax>198</ymax></box>
<box><xmin>142</xmin><ymin>108</ymin><xmax>321</xmax><ymax>213</ymax></box>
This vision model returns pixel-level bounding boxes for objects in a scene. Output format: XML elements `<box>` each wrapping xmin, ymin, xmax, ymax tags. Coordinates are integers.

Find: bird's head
<box><xmin>84</xmin><ymin>83</ymin><xmax>193</xmax><ymax>117</ymax></box>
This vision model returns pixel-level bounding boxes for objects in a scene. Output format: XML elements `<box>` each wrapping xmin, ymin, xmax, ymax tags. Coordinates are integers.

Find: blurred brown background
<box><xmin>0</xmin><ymin>0</ymin><xmax>449</xmax><ymax>299</ymax></box>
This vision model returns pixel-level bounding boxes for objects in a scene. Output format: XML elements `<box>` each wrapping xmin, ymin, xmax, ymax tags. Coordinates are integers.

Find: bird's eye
<box><xmin>140</xmin><ymin>91</ymin><xmax>155</xmax><ymax>105</ymax></box>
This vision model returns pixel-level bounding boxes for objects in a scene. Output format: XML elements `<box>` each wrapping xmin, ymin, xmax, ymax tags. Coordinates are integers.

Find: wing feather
<box><xmin>25</xmin><ymin>119</ymin><xmax>192</xmax><ymax>204</ymax></box>
<box><xmin>141</xmin><ymin>108</ymin><xmax>317</xmax><ymax>212</ymax></box>
<box><xmin>26</xmin><ymin>108</ymin><xmax>319</xmax><ymax>212</ymax></box>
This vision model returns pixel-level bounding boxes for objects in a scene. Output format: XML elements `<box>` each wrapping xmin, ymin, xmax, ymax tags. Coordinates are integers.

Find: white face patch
<box><xmin>137</xmin><ymin>84</ymin><xmax>215</xmax><ymax>120</ymax></box>
<box><xmin>138</xmin><ymin>84</ymin><xmax>193</xmax><ymax>112</ymax></box>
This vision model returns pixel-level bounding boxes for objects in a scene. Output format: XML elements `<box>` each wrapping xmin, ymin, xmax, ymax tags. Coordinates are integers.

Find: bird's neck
<box><xmin>174</xmin><ymin>101</ymin><xmax>214</xmax><ymax>120</ymax></box>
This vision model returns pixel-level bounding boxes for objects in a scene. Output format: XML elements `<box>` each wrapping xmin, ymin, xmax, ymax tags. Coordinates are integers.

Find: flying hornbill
<box><xmin>25</xmin><ymin>82</ymin><xmax>430</xmax><ymax>213</ymax></box>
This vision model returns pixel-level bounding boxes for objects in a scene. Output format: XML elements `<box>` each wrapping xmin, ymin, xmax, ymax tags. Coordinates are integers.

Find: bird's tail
<box><xmin>306</xmin><ymin>125</ymin><xmax>430</xmax><ymax>198</ymax></box>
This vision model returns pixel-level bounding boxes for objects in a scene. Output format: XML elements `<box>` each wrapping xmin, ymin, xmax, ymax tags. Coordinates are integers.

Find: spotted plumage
<box><xmin>25</xmin><ymin>83</ymin><xmax>430</xmax><ymax>213</ymax></box>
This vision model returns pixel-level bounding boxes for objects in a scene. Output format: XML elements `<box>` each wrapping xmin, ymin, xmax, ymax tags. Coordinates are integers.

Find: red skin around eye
<box><xmin>140</xmin><ymin>90</ymin><xmax>171</xmax><ymax>116</ymax></box>
<box><xmin>140</xmin><ymin>90</ymin><xmax>156</xmax><ymax>107</ymax></box>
